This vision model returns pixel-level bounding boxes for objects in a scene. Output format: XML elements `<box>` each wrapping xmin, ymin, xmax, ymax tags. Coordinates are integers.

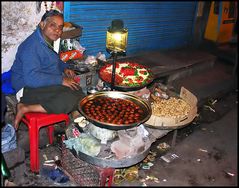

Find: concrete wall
<box><xmin>1</xmin><ymin>1</ymin><xmax>62</xmax><ymax>74</ymax></box>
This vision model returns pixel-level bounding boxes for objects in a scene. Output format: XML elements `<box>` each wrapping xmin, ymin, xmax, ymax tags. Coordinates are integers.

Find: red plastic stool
<box><xmin>21</xmin><ymin>112</ymin><xmax>70</xmax><ymax>173</ymax></box>
<box><xmin>95</xmin><ymin>166</ymin><xmax>114</xmax><ymax>187</ymax></box>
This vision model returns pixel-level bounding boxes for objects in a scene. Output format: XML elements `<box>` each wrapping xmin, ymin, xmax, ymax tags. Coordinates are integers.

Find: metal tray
<box><xmin>109</xmin><ymin>82</ymin><xmax>153</xmax><ymax>92</ymax></box>
<box><xmin>78</xmin><ymin>91</ymin><xmax>152</xmax><ymax>130</ymax></box>
<box><xmin>98</xmin><ymin>62</ymin><xmax>154</xmax><ymax>91</ymax></box>
<box><xmin>144</xmin><ymin>121</ymin><xmax>192</xmax><ymax>130</ymax></box>
<box><xmin>69</xmin><ymin>141</ymin><xmax>151</xmax><ymax>168</ymax></box>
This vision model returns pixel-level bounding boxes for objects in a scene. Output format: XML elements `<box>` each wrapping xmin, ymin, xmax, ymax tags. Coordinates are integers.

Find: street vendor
<box><xmin>11</xmin><ymin>10</ymin><xmax>85</xmax><ymax>129</ymax></box>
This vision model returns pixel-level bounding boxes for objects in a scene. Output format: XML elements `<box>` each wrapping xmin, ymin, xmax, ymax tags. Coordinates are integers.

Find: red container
<box><xmin>60</xmin><ymin>50</ymin><xmax>83</xmax><ymax>62</ymax></box>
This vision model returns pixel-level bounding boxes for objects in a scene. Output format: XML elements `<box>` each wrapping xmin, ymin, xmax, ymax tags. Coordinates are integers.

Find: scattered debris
<box><xmin>113</xmin><ymin>165</ymin><xmax>139</xmax><ymax>184</ymax></box>
<box><xmin>160</xmin><ymin>153</ymin><xmax>179</xmax><ymax>163</ymax></box>
<box><xmin>147</xmin><ymin>162</ymin><xmax>154</xmax><ymax>167</ymax></box>
<box><xmin>149</xmin><ymin>150</ymin><xmax>157</xmax><ymax>156</ymax></box>
<box><xmin>43</xmin><ymin>154</ymin><xmax>48</xmax><ymax>161</ymax></box>
<box><xmin>211</xmin><ymin>99</ymin><xmax>217</xmax><ymax>105</ymax></box>
<box><xmin>196</xmin><ymin>158</ymin><xmax>201</xmax><ymax>162</ymax></box>
<box><xmin>140</xmin><ymin>175</ymin><xmax>160</xmax><ymax>184</ymax></box>
<box><xmin>224</xmin><ymin>170</ymin><xmax>235</xmax><ymax>177</ymax></box>
<box><xmin>40</xmin><ymin>166</ymin><xmax>70</xmax><ymax>184</ymax></box>
<box><xmin>198</xmin><ymin>148</ymin><xmax>208</xmax><ymax>153</ymax></box>
<box><xmin>208</xmin><ymin>98</ymin><xmax>217</xmax><ymax>105</ymax></box>
<box><xmin>139</xmin><ymin>151</ymin><xmax>158</xmax><ymax>170</ymax></box>
<box><xmin>141</xmin><ymin>163</ymin><xmax>151</xmax><ymax>170</ymax></box>
<box><xmin>143</xmin><ymin>153</ymin><xmax>156</xmax><ymax>163</ymax></box>
<box><xmin>140</xmin><ymin>162</ymin><xmax>154</xmax><ymax>170</ymax></box>
<box><xmin>4</xmin><ymin>179</ymin><xmax>17</xmax><ymax>186</ymax></box>
<box><xmin>139</xmin><ymin>178</ymin><xmax>145</xmax><ymax>182</ymax></box>
<box><xmin>124</xmin><ymin>166</ymin><xmax>139</xmax><ymax>182</ymax></box>
<box><xmin>113</xmin><ymin>169</ymin><xmax>124</xmax><ymax>185</ymax></box>
<box><xmin>146</xmin><ymin>155</ymin><xmax>155</xmax><ymax>162</ymax></box>
<box><xmin>43</xmin><ymin>163</ymin><xmax>54</xmax><ymax>167</ymax></box>
<box><xmin>157</xmin><ymin>142</ymin><xmax>170</xmax><ymax>151</ymax></box>
<box><xmin>44</xmin><ymin>160</ymin><xmax>55</xmax><ymax>163</ymax></box>
<box><xmin>224</xmin><ymin>171</ymin><xmax>235</xmax><ymax>177</ymax></box>
<box><xmin>142</xmin><ymin>182</ymin><xmax>147</xmax><ymax>186</ymax></box>
<box><xmin>145</xmin><ymin>175</ymin><xmax>160</xmax><ymax>183</ymax></box>
<box><xmin>203</xmin><ymin>98</ymin><xmax>217</xmax><ymax>112</ymax></box>
<box><xmin>204</xmin><ymin>105</ymin><xmax>216</xmax><ymax>112</ymax></box>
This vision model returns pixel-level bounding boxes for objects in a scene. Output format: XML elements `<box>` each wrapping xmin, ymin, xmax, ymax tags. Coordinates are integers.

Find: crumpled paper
<box><xmin>74</xmin><ymin>116</ymin><xmax>89</xmax><ymax>128</ymax></box>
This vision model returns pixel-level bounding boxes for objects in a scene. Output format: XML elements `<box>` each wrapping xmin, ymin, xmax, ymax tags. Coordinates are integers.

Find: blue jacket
<box><xmin>11</xmin><ymin>26</ymin><xmax>68</xmax><ymax>92</ymax></box>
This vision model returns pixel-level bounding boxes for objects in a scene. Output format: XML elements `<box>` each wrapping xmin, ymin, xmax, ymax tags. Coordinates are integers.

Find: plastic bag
<box><xmin>63</xmin><ymin>133</ymin><xmax>101</xmax><ymax>157</ymax></box>
<box><xmin>40</xmin><ymin>167</ymin><xmax>69</xmax><ymax>183</ymax></box>
<box><xmin>96</xmin><ymin>52</ymin><xmax>106</xmax><ymax>62</ymax></box>
<box><xmin>1</xmin><ymin>124</ymin><xmax>17</xmax><ymax>153</ymax></box>
<box><xmin>84</xmin><ymin>55</ymin><xmax>98</xmax><ymax>66</ymax></box>
<box><xmin>72</xmin><ymin>40</ymin><xmax>86</xmax><ymax>53</ymax></box>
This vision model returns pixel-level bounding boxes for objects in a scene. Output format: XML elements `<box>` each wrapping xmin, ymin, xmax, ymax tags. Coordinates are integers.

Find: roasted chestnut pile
<box><xmin>82</xmin><ymin>96</ymin><xmax>144</xmax><ymax>125</ymax></box>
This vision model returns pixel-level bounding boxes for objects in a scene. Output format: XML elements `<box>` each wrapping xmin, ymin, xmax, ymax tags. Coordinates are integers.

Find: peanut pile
<box><xmin>151</xmin><ymin>95</ymin><xmax>191</xmax><ymax>118</ymax></box>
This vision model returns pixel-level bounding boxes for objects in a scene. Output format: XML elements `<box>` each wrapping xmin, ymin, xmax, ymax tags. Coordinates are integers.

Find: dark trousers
<box><xmin>20</xmin><ymin>85</ymin><xmax>85</xmax><ymax>114</ymax></box>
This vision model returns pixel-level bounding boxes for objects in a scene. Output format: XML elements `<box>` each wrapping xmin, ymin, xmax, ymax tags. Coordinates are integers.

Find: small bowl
<box><xmin>87</xmin><ymin>86</ymin><xmax>99</xmax><ymax>95</ymax></box>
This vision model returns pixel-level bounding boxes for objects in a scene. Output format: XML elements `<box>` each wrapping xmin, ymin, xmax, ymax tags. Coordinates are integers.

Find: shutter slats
<box><xmin>64</xmin><ymin>1</ymin><xmax>196</xmax><ymax>56</ymax></box>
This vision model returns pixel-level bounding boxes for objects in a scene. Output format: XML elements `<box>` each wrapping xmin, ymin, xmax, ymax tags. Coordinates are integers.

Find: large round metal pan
<box><xmin>144</xmin><ymin>121</ymin><xmax>192</xmax><ymax>130</ymax></box>
<box><xmin>98</xmin><ymin>62</ymin><xmax>154</xmax><ymax>91</ymax></box>
<box><xmin>69</xmin><ymin>141</ymin><xmax>151</xmax><ymax>168</ymax></box>
<box><xmin>78</xmin><ymin>91</ymin><xmax>152</xmax><ymax>130</ymax></box>
<box><xmin>109</xmin><ymin>81</ymin><xmax>153</xmax><ymax>92</ymax></box>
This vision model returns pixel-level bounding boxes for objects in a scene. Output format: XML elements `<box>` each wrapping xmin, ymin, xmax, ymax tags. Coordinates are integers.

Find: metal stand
<box><xmin>171</xmin><ymin>129</ymin><xmax>178</xmax><ymax>148</ymax></box>
<box><xmin>110</xmin><ymin>52</ymin><xmax>117</xmax><ymax>91</ymax></box>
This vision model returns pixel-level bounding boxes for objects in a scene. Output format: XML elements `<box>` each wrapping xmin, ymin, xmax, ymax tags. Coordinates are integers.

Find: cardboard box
<box><xmin>74</xmin><ymin>70</ymin><xmax>99</xmax><ymax>95</ymax></box>
<box><xmin>61</xmin><ymin>22</ymin><xmax>82</xmax><ymax>39</ymax></box>
<box><xmin>145</xmin><ymin>87</ymin><xmax>198</xmax><ymax>129</ymax></box>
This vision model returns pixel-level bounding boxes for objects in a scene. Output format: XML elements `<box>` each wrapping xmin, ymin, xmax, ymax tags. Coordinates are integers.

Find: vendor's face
<box><xmin>40</xmin><ymin>15</ymin><xmax>63</xmax><ymax>42</ymax></box>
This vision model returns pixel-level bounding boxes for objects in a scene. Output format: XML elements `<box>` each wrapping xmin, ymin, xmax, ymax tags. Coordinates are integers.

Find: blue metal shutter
<box><xmin>64</xmin><ymin>1</ymin><xmax>197</xmax><ymax>57</ymax></box>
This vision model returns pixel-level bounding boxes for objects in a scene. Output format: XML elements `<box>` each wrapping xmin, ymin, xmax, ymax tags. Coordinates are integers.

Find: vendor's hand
<box><xmin>64</xmin><ymin>68</ymin><xmax>76</xmax><ymax>78</ymax></box>
<box><xmin>63</xmin><ymin>77</ymin><xmax>80</xmax><ymax>90</ymax></box>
